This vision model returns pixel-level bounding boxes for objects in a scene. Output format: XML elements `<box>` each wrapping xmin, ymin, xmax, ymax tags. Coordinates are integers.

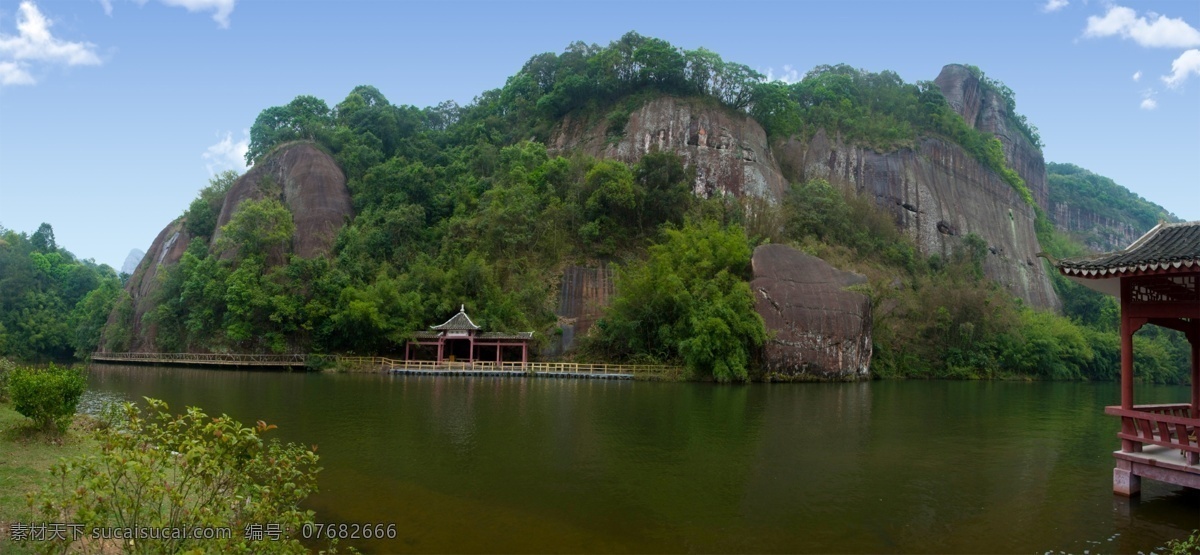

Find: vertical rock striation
<box><xmin>934</xmin><ymin>64</ymin><xmax>1048</xmax><ymax>212</ymax></box>
<box><xmin>551</xmin><ymin>96</ymin><xmax>788</xmax><ymax>202</ymax></box>
<box><xmin>777</xmin><ymin>130</ymin><xmax>1060</xmax><ymax>310</ymax></box>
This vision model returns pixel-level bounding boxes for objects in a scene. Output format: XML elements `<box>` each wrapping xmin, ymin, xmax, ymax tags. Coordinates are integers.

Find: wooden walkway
<box><xmin>90</xmin><ymin>352</ymin><xmax>313</xmax><ymax>368</ymax></box>
<box><xmin>91</xmin><ymin>353</ymin><xmax>682</xmax><ymax>379</ymax></box>
<box><xmin>340</xmin><ymin>357</ymin><xmax>681</xmax><ymax>380</ymax></box>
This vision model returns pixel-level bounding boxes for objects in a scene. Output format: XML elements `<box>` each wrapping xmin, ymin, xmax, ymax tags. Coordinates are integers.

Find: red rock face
<box><xmin>751</xmin><ymin>244</ymin><xmax>872</xmax><ymax>379</ymax></box>
<box><xmin>212</xmin><ymin>141</ymin><xmax>350</xmax><ymax>260</ymax></box>
<box><xmin>777</xmin><ymin>131</ymin><xmax>1061</xmax><ymax>311</ymax></box>
<box><xmin>550</xmin><ymin>96</ymin><xmax>787</xmax><ymax>202</ymax></box>
<box><xmin>99</xmin><ymin>218</ymin><xmax>194</xmax><ymax>352</ymax></box>
<box><xmin>934</xmin><ymin>64</ymin><xmax>1048</xmax><ymax>212</ymax></box>
<box><xmin>101</xmin><ymin>141</ymin><xmax>352</xmax><ymax>353</ymax></box>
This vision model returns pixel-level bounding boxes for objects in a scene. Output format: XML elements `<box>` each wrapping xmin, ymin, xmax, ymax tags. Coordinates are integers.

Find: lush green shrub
<box><xmin>8</xmin><ymin>364</ymin><xmax>86</xmax><ymax>431</ymax></box>
<box><xmin>28</xmin><ymin>398</ymin><xmax>327</xmax><ymax>554</ymax></box>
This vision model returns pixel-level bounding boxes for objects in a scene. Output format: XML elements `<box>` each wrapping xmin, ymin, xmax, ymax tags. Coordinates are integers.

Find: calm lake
<box><xmin>86</xmin><ymin>365</ymin><xmax>1198</xmax><ymax>553</ymax></box>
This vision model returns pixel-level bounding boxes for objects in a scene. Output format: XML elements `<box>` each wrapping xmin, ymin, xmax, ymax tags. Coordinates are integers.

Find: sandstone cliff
<box><xmin>550</xmin><ymin>96</ymin><xmax>787</xmax><ymax>202</ymax></box>
<box><xmin>934</xmin><ymin>64</ymin><xmax>1048</xmax><ymax>212</ymax></box>
<box><xmin>751</xmin><ymin>244</ymin><xmax>872</xmax><ymax>380</ymax></box>
<box><xmin>103</xmin><ymin>218</ymin><xmax>194</xmax><ymax>351</ymax></box>
<box><xmin>101</xmin><ymin>142</ymin><xmax>352</xmax><ymax>352</ymax></box>
<box><xmin>550</xmin><ymin>88</ymin><xmax>1060</xmax><ymax>310</ymax></box>
<box><xmin>777</xmin><ymin>130</ymin><xmax>1060</xmax><ymax>310</ymax></box>
<box><xmin>212</xmin><ymin>142</ymin><xmax>351</xmax><ymax>260</ymax></box>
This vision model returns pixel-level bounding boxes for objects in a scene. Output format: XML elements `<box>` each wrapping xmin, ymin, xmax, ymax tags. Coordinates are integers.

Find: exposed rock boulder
<box><xmin>212</xmin><ymin>141</ymin><xmax>350</xmax><ymax>259</ymax></box>
<box><xmin>776</xmin><ymin>130</ymin><xmax>1061</xmax><ymax>311</ymax></box>
<box><xmin>751</xmin><ymin>244</ymin><xmax>872</xmax><ymax>380</ymax></box>
<box><xmin>935</xmin><ymin>64</ymin><xmax>1048</xmax><ymax>212</ymax></box>
<box><xmin>101</xmin><ymin>141</ymin><xmax>352</xmax><ymax>353</ymax></box>
<box><xmin>550</xmin><ymin>96</ymin><xmax>787</xmax><ymax>202</ymax></box>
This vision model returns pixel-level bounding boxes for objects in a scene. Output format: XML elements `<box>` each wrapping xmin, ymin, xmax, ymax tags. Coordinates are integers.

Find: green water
<box><xmin>86</xmin><ymin>365</ymin><xmax>1198</xmax><ymax>553</ymax></box>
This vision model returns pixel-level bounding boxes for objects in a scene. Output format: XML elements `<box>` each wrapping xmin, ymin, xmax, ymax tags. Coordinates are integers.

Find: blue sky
<box><xmin>0</xmin><ymin>0</ymin><xmax>1197</xmax><ymax>270</ymax></box>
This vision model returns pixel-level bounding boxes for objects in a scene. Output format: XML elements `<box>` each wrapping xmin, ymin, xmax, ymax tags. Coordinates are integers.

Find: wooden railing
<box><xmin>93</xmin><ymin>353</ymin><xmax>683</xmax><ymax>379</ymax></box>
<box><xmin>91</xmin><ymin>352</ymin><xmax>310</xmax><ymax>366</ymax></box>
<box><xmin>353</xmin><ymin>358</ymin><xmax>681</xmax><ymax>378</ymax></box>
<box><xmin>1106</xmin><ymin>404</ymin><xmax>1199</xmax><ymax>464</ymax></box>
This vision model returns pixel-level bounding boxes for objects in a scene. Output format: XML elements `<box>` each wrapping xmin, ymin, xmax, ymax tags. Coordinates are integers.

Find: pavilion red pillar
<box><xmin>1120</xmin><ymin>278</ymin><xmax>1135</xmax><ymax>412</ymax></box>
<box><xmin>436</xmin><ymin>339</ymin><xmax>444</xmax><ymax>364</ymax></box>
<box><xmin>521</xmin><ymin>343</ymin><xmax>527</xmax><ymax>366</ymax></box>
<box><xmin>1190</xmin><ymin>327</ymin><xmax>1199</xmax><ymax>419</ymax></box>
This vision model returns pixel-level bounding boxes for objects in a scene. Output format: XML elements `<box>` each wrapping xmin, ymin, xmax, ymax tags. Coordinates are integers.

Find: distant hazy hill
<box><xmin>121</xmin><ymin>249</ymin><xmax>145</xmax><ymax>275</ymax></box>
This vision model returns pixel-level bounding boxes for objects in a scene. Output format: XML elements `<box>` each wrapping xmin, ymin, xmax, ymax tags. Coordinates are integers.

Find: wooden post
<box><xmin>1190</xmin><ymin>326</ymin><xmax>1199</xmax><ymax>419</ymax></box>
<box><xmin>521</xmin><ymin>343</ymin><xmax>527</xmax><ymax>367</ymax></box>
<box><xmin>436</xmin><ymin>339</ymin><xmax>443</xmax><ymax>364</ymax></box>
<box><xmin>1120</xmin><ymin>277</ymin><xmax>1135</xmax><ymax>412</ymax></box>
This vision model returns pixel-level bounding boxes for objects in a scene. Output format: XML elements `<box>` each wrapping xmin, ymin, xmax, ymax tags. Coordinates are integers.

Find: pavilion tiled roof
<box><xmin>431</xmin><ymin>306</ymin><xmax>481</xmax><ymax>331</ymax></box>
<box><xmin>1057</xmin><ymin>221</ymin><xmax>1200</xmax><ymax>278</ymax></box>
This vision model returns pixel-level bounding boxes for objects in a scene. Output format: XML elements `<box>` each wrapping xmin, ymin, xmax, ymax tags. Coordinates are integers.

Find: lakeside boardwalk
<box><xmin>91</xmin><ymin>353</ymin><xmax>681</xmax><ymax>380</ymax></box>
<box><xmin>91</xmin><ymin>352</ymin><xmax>309</xmax><ymax>368</ymax></box>
<box><xmin>343</xmin><ymin>357</ymin><xmax>681</xmax><ymax>380</ymax></box>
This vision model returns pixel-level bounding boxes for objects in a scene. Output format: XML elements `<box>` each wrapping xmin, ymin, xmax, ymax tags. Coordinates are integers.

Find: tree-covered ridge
<box><xmin>243</xmin><ymin>33</ymin><xmax>1038</xmax><ymax>207</ymax></box>
<box><xmin>1048</xmin><ymin>162</ymin><xmax>1179</xmax><ymax>232</ymax></box>
<box><xmin>0</xmin><ymin>224</ymin><xmax>124</xmax><ymax>360</ymax></box>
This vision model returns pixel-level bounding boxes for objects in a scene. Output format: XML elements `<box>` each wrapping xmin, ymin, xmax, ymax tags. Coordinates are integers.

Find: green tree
<box><xmin>593</xmin><ymin>221</ymin><xmax>765</xmax><ymax>382</ymax></box>
<box><xmin>215</xmin><ymin>198</ymin><xmax>296</xmax><ymax>261</ymax></box>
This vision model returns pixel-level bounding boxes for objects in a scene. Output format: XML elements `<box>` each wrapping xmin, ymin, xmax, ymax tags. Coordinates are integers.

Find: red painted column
<box><xmin>1190</xmin><ymin>326</ymin><xmax>1198</xmax><ymax>419</ymax></box>
<box><xmin>437</xmin><ymin>339</ymin><xmax>444</xmax><ymax>364</ymax></box>
<box><xmin>521</xmin><ymin>343</ymin><xmax>527</xmax><ymax>366</ymax></box>
<box><xmin>405</xmin><ymin>342</ymin><xmax>410</xmax><ymax>362</ymax></box>
<box><xmin>468</xmin><ymin>338</ymin><xmax>474</xmax><ymax>364</ymax></box>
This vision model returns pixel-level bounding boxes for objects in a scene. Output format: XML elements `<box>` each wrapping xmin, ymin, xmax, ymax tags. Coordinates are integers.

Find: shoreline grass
<box><xmin>0</xmin><ymin>402</ymin><xmax>98</xmax><ymax>554</ymax></box>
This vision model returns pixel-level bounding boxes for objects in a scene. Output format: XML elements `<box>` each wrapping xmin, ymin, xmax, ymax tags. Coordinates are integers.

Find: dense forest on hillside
<box><xmin>1048</xmin><ymin>162</ymin><xmax>1179</xmax><ymax>231</ymax></box>
<box><xmin>1</xmin><ymin>32</ymin><xmax>1191</xmax><ymax>383</ymax></box>
<box><xmin>0</xmin><ymin>224</ymin><xmax>123</xmax><ymax>360</ymax></box>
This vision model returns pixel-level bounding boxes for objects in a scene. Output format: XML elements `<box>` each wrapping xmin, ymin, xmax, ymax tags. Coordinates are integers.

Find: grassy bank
<box><xmin>0</xmin><ymin>403</ymin><xmax>98</xmax><ymax>553</ymax></box>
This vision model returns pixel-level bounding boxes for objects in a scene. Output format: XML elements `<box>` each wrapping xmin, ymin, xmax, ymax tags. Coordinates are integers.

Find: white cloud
<box><xmin>1162</xmin><ymin>49</ymin><xmax>1200</xmax><ymax>88</ymax></box>
<box><xmin>1139</xmin><ymin>91</ymin><xmax>1157</xmax><ymax>110</ymax></box>
<box><xmin>98</xmin><ymin>0</ymin><xmax>113</xmax><ymax>16</ymax></box>
<box><xmin>1084</xmin><ymin>6</ymin><xmax>1200</xmax><ymax>48</ymax></box>
<box><xmin>763</xmin><ymin>64</ymin><xmax>800</xmax><ymax>84</ymax></box>
<box><xmin>156</xmin><ymin>0</ymin><xmax>237</xmax><ymax>29</ymax></box>
<box><xmin>203</xmin><ymin>130</ymin><xmax>250</xmax><ymax>175</ymax></box>
<box><xmin>0</xmin><ymin>2</ymin><xmax>102</xmax><ymax>71</ymax></box>
<box><xmin>0</xmin><ymin>60</ymin><xmax>34</xmax><ymax>85</ymax></box>
<box><xmin>1042</xmin><ymin>0</ymin><xmax>1068</xmax><ymax>13</ymax></box>
<box><xmin>1132</xmin><ymin>70</ymin><xmax>1141</xmax><ymax>81</ymax></box>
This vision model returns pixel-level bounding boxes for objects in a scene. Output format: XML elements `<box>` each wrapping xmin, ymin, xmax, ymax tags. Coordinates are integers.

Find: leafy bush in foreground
<box><xmin>8</xmin><ymin>364</ymin><xmax>86</xmax><ymax>431</ymax></box>
<box><xmin>28</xmin><ymin>398</ymin><xmax>325</xmax><ymax>554</ymax></box>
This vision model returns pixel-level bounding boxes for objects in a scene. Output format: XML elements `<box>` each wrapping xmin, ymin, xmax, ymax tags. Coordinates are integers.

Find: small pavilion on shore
<box><xmin>1054</xmin><ymin>221</ymin><xmax>1199</xmax><ymax>496</ymax></box>
<box><xmin>404</xmin><ymin>306</ymin><xmax>534</xmax><ymax>366</ymax></box>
